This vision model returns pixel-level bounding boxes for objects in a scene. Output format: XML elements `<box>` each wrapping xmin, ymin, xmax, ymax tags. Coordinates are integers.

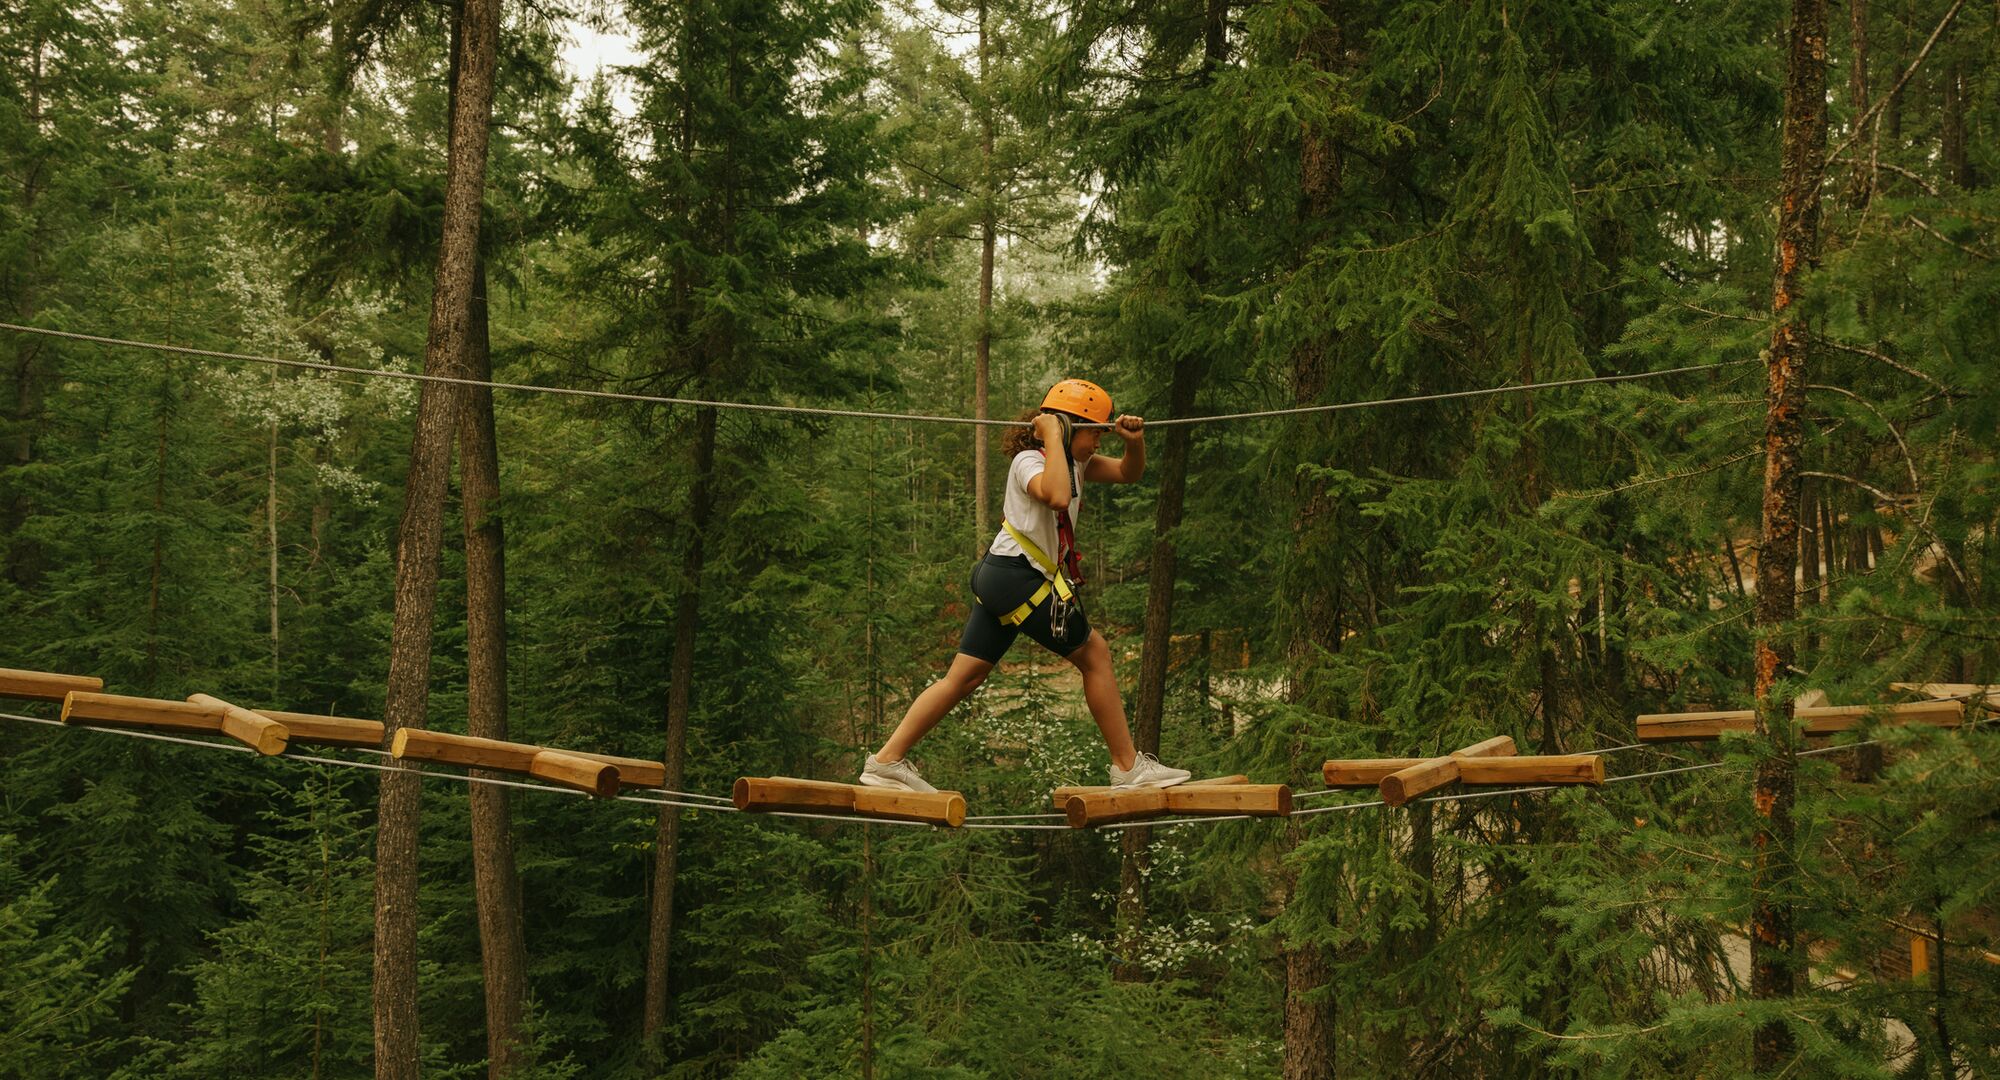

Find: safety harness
<box><xmin>984</xmin><ymin>453</ymin><xmax>1084</xmax><ymax>633</ymax></box>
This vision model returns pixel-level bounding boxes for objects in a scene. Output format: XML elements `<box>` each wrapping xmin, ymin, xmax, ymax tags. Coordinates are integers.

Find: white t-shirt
<box><xmin>990</xmin><ymin>449</ymin><xmax>1079</xmax><ymax>579</ymax></box>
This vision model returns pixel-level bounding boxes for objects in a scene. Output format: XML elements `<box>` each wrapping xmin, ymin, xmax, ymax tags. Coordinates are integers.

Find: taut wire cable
<box><xmin>3</xmin><ymin>703</ymin><xmax>1987</xmax><ymax>831</ymax></box>
<box><xmin>0</xmin><ymin>321</ymin><xmax>1753</xmax><ymax>430</ymax></box>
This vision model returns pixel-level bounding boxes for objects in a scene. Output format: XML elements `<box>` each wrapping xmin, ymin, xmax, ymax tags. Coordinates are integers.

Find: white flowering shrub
<box><xmin>205</xmin><ymin>224</ymin><xmax>415</xmax><ymax>504</ymax></box>
<box><xmin>1068</xmin><ymin>829</ymin><xmax>1258</xmax><ymax>977</ymax></box>
<box><xmin>967</xmin><ymin>661</ymin><xmax>1102</xmax><ymax>792</ymax></box>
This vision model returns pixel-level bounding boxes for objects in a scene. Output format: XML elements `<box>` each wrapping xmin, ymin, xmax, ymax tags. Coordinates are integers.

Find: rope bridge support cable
<box><xmin>0</xmin><ymin>321</ymin><xmax>1756</xmax><ymax>430</ymax></box>
<box><xmin>4</xmin><ymin>707</ymin><xmax>1988</xmax><ymax>832</ymax></box>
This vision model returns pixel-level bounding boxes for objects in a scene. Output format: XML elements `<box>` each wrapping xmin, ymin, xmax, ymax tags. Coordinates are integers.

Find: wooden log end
<box><xmin>531</xmin><ymin>750</ymin><xmax>620</xmax><ymax>798</ymax></box>
<box><xmin>1064</xmin><ymin>788</ymin><xmax>1169</xmax><ymax>828</ymax></box>
<box><xmin>732</xmin><ymin>777</ymin><xmax>858</xmax><ymax>815</ymax></box>
<box><xmin>1380</xmin><ymin>756</ymin><xmax>1462</xmax><ymax>807</ymax></box>
<box><xmin>391</xmin><ymin>728</ymin><xmax>413</xmax><ymax>758</ymax></box>
<box><xmin>236</xmin><ymin>716</ymin><xmax>289</xmax><ymax>756</ymax></box>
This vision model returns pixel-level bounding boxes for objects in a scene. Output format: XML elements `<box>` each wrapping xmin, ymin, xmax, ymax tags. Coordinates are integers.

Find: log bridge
<box><xmin>732</xmin><ymin>777</ymin><xmax>968</xmax><ymax>827</ymax></box>
<box><xmin>1636</xmin><ymin>700</ymin><xmax>1964</xmax><ymax>742</ymax></box>
<box><xmin>1052</xmin><ymin>775</ymin><xmax>1292</xmax><ymax>828</ymax></box>
<box><xmin>1320</xmin><ymin>736</ymin><xmax>1606</xmax><ymax>807</ymax></box>
<box><xmin>58</xmin><ymin>690</ymin><xmax>386</xmax><ymax>755</ymax></box>
<box><xmin>392</xmin><ymin>729</ymin><xmax>669</xmax><ymax>798</ymax></box>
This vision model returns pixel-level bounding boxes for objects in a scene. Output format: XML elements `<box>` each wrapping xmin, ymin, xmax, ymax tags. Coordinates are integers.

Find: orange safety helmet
<box><xmin>1040</xmin><ymin>378</ymin><xmax>1113</xmax><ymax>424</ymax></box>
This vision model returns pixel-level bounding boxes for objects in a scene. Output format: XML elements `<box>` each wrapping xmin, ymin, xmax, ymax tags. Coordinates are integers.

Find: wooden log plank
<box><xmin>732</xmin><ymin>777</ymin><xmax>858</xmax><ymax>814</ymax></box>
<box><xmin>1455</xmin><ymin>755</ymin><xmax>1604</xmax><ymax>786</ymax></box>
<box><xmin>851</xmin><ymin>787</ymin><xmax>967</xmax><ymax>827</ymax></box>
<box><xmin>1163</xmin><ymin>783</ymin><xmax>1291</xmax><ymax>817</ymax></box>
<box><xmin>1380</xmin><ymin>736</ymin><xmax>1517</xmax><ymax>807</ymax></box>
<box><xmin>528</xmin><ymin>751</ymin><xmax>619</xmax><ymax>798</ymax></box>
<box><xmin>63</xmin><ymin>692</ymin><xmax>225</xmax><ymax>735</ymax></box>
<box><xmin>393</xmin><ymin>729</ymin><xmax>666</xmax><ymax>788</ymax></box>
<box><xmin>186</xmin><ymin>694</ymin><xmax>289</xmax><ymax>756</ymax></box>
<box><xmin>1637</xmin><ymin>700</ymin><xmax>1964</xmax><ymax>741</ymax></box>
<box><xmin>0</xmin><ymin>668</ymin><xmax>103</xmax><ymax>703</ymax></box>
<box><xmin>1322</xmin><ymin>758</ymin><xmax>1424</xmax><ymax>787</ymax></box>
<box><xmin>1890</xmin><ymin>682</ymin><xmax>1998</xmax><ymax>704</ymax></box>
<box><xmin>1325</xmin><ymin>754</ymin><xmax>1606</xmax><ymax>789</ymax></box>
<box><xmin>254</xmin><ymin>710</ymin><xmax>385</xmax><ymax>748</ymax></box>
<box><xmin>1064</xmin><ymin>788</ymin><xmax>1168</xmax><ymax>828</ymax></box>
<box><xmin>1049</xmin><ymin>774</ymin><xmax>1248</xmax><ymax>809</ymax></box>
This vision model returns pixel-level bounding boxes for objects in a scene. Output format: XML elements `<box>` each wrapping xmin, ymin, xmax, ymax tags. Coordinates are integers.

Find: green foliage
<box><xmin>0</xmin><ymin>0</ymin><xmax>1996</xmax><ymax>1075</ymax></box>
<box><xmin>0</xmin><ymin>835</ymin><xmax>133</xmax><ymax>1079</ymax></box>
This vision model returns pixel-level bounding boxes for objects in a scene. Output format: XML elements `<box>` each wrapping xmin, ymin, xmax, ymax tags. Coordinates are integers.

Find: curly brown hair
<box><xmin>1001</xmin><ymin>408</ymin><xmax>1046</xmax><ymax>457</ymax></box>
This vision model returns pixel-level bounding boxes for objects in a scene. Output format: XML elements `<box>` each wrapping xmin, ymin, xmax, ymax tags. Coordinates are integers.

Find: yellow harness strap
<box><xmin>978</xmin><ymin>520</ymin><xmax>1073</xmax><ymax>626</ymax></box>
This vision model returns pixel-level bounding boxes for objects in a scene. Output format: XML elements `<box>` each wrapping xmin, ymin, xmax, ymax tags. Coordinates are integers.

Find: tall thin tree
<box><xmin>372</xmin><ymin>1</ymin><xmax>500</xmax><ymax>1077</ymax></box>
<box><xmin>1752</xmin><ymin>0</ymin><xmax>1829</xmax><ymax>1069</ymax></box>
<box><xmin>460</xmin><ymin>255</ymin><xmax>529</xmax><ymax>1077</ymax></box>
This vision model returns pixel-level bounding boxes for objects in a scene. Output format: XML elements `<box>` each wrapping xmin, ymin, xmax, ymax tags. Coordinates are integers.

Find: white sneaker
<box><xmin>1108</xmin><ymin>752</ymin><xmax>1191</xmax><ymax>789</ymax></box>
<box><xmin>858</xmin><ymin>754</ymin><xmax>938</xmax><ymax>794</ymax></box>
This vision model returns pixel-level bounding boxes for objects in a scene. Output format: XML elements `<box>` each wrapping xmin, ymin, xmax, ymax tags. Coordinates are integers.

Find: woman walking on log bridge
<box><xmin>860</xmin><ymin>378</ymin><xmax>1192</xmax><ymax>793</ymax></box>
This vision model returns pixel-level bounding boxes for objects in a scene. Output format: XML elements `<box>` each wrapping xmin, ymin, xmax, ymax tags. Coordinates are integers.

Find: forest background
<box><xmin>0</xmin><ymin>0</ymin><xmax>1995</xmax><ymax>1076</ymax></box>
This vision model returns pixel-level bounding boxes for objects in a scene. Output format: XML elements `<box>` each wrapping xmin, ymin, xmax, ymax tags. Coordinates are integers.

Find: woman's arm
<box><xmin>1084</xmin><ymin>414</ymin><xmax>1145</xmax><ymax>483</ymax></box>
<box><xmin>1025</xmin><ymin>414</ymin><xmax>1073</xmax><ymax>509</ymax></box>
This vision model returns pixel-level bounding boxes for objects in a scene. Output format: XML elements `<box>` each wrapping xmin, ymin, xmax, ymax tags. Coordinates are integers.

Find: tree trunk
<box><xmin>5</xmin><ymin>30</ymin><xmax>45</xmax><ymax>589</ymax></box>
<box><xmin>1281</xmin><ymin>3</ymin><xmax>1342</xmax><ymax>1075</ymax></box>
<box><xmin>1115</xmin><ymin>355</ymin><xmax>1204</xmax><ymax>978</ymax></box>
<box><xmin>372</xmin><ymin>1</ymin><xmax>498</xmax><ymax>1077</ymax></box>
<box><xmin>973</xmin><ymin>0</ymin><xmax>994</xmax><ymax>549</ymax></box>
<box><xmin>641</xmin><ymin>404</ymin><xmax>719</xmax><ymax>1042</ymax></box>
<box><xmin>1940</xmin><ymin>59</ymin><xmax>1972</xmax><ymax>188</ymax></box>
<box><xmin>1846</xmin><ymin>0</ymin><xmax>1872</xmax><ymax>204</ymax></box>
<box><xmin>459</xmin><ymin>257</ymin><xmax>529</xmax><ymax>1078</ymax></box>
<box><xmin>1752</xmin><ymin>0</ymin><xmax>1827</xmax><ymax>1069</ymax></box>
<box><xmin>269</xmin><ymin>397</ymin><xmax>282</xmax><ymax>695</ymax></box>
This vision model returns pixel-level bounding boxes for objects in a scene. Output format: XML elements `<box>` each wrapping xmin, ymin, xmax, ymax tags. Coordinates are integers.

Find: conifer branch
<box><xmin>1513</xmin><ymin>1019</ymin><xmax>1670</xmax><ymax>1041</ymax></box>
<box><xmin>1826</xmin><ymin>0</ymin><xmax>1968</xmax><ymax>164</ymax></box>
<box><xmin>1905</xmin><ymin>215</ymin><xmax>1993</xmax><ymax>261</ymax></box>
<box><xmin>1805</xmin><ymin>383</ymin><xmax>1920</xmax><ymax>491</ymax></box>
<box><xmin>1830</xmin><ymin>158</ymin><xmax>1938</xmax><ymax>196</ymax></box>
<box><xmin>1810</xmin><ymin>336</ymin><xmax>1947</xmax><ymax>393</ymax></box>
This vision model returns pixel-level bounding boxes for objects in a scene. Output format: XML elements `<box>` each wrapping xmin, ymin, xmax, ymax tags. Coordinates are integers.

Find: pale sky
<box><xmin>557</xmin><ymin>19</ymin><xmax>642</xmax><ymax>116</ymax></box>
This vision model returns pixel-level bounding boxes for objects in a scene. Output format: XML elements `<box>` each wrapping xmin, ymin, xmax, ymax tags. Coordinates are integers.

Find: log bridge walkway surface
<box><xmin>0</xmin><ymin>667</ymin><xmax>1983</xmax><ymax>830</ymax></box>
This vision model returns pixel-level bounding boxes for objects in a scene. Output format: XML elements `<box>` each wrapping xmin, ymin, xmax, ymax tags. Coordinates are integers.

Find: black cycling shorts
<box><xmin>958</xmin><ymin>553</ymin><xmax>1091</xmax><ymax>663</ymax></box>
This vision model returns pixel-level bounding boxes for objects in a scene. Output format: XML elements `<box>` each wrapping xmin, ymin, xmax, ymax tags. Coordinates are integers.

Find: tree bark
<box><xmin>1940</xmin><ymin>59</ymin><xmax>1972</xmax><ymax>188</ymax></box>
<box><xmin>973</xmin><ymin>0</ymin><xmax>994</xmax><ymax>550</ymax></box>
<box><xmin>372</xmin><ymin>1</ymin><xmax>498</xmax><ymax>1077</ymax></box>
<box><xmin>1115</xmin><ymin>355</ymin><xmax>1204</xmax><ymax>978</ymax></box>
<box><xmin>1752</xmin><ymin>0</ymin><xmax>1827</xmax><ymax>1069</ymax></box>
<box><xmin>1846</xmin><ymin>0</ymin><xmax>1872</xmax><ymax>204</ymax></box>
<box><xmin>4</xmin><ymin>28</ymin><xmax>46</xmax><ymax>589</ymax></box>
<box><xmin>269</xmin><ymin>408</ymin><xmax>282</xmax><ymax>695</ymax></box>
<box><xmin>1280</xmin><ymin>3</ymin><xmax>1342</xmax><ymax>1075</ymax></box>
<box><xmin>641</xmin><ymin>404</ymin><xmax>719</xmax><ymax>1042</ymax></box>
<box><xmin>460</xmin><ymin>256</ymin><xmax>529</xmax><ymax>1078</ymax></box>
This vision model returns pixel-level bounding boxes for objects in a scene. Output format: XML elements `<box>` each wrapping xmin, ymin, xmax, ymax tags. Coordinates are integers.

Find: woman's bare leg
<box><xmin>875</xmin><ymin>653</ymin><xmax>994</xmax><ymax>762</ymax></box>
<box><xmin>1068</xmin><ymin>630</ymin><xmax>1137</xmax><ymax>770</ymax></box>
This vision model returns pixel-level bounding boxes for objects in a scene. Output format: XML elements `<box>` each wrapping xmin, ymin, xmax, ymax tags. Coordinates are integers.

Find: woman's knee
<box><xmin>1067</xmin><ymin>631</ymin><xmax>1110</xmax><ymax>672</ymax></box>
<box><xmin>950</xmin><ymin>659</ymin><xmax>993</xmax><ymax>693</ymax></box>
